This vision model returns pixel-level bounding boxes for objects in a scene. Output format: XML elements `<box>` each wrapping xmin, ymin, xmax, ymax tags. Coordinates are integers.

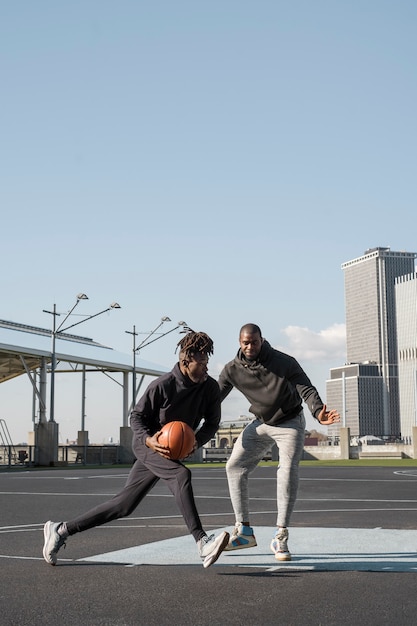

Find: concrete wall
<box><xmin>303</xmin><ymin>442</ymin><xmax>414</xmax><ymax>460</ymax></box>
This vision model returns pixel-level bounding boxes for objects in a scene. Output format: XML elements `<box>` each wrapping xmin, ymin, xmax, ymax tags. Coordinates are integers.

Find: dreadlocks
<box><xmin>176</xmin><ymin>331</ymin><xmax>214</xmax><ymax>359</ymax></box>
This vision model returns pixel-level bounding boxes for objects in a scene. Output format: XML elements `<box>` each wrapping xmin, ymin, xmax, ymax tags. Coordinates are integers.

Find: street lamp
<box><xmin>125</xmin><ymin>324</ymin><xmax>138</xmax><ymax>408</ymax></box>
<box><xmin>58</xmin><ymin>301</ymin><xmax>121</xmax><ymax>333</ymax></box>
<box><xmin>55</xmin><ymin>293</ymin><xmax>89</xmax><ymax>333</ymax></box>
<box><xmin>135</xmin><ymin>316</ymin><xmax>172</xmax><ymax>352</ymax></box>
<box><xmin>135</xmin><ymin>320</ymin><xmax>191</xmax><ymax>352</ymax></box>
<box><xmin>125</xmin><ymin>319</ymin><xmax>190</xmax><ymax>408</ymax></box>
<box><xmin>43</xmin><ymin>295</ymin><xmax>121</xmax><ymax>423</ymax></box>
<box><xmin>126</xmin><ymin>317</ymin><xmax>171</xmax><ymax>409</ymax></box>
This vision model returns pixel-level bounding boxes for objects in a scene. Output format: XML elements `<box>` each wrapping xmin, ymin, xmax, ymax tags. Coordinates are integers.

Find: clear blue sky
<box><xmin>1</xmin><ymin>1</ymin><xmax>417</xmax><ymax>443</ymax></box>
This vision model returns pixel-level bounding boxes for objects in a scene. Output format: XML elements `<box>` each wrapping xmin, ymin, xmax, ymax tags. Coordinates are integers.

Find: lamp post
<box><xmin>125</xmin><ymin>324</ymin><xmax>138</xmax><ymax>408</ymax></box>
<box><xmin>126</xmin><ymin>317</ymin><xmax>171</xmax><ymax>409</ymax></box>
<box><xmin>135</xmin><ymin>316</ymin><xmax>172</xmax><ymax>352</ymax></box>
<box><xmin>135</xmin><ymin>320</ymin><xmax>191</xmax><ymax>352</ymax></box>
<box><xmin>125</xmin><ymin>319</ymin><xmax>190</xmax><ymax>408</ymax></box>
<box><xmin>57</xmin><ymin>301</ymin><xmax>121</xmax><ymax>333</ymax></box>
<box><xmin>43</xmin><ymin>294</ymin><xmax>121</xmax><ymax>423</ymax></box>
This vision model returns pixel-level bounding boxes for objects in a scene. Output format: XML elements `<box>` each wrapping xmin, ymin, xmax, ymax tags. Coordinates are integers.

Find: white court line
<box><xmin>4</xmin><ymin>472</ymin><xmax>417</xmax><ymax>483</ymax></box>
<box><xmin>2</xmin><ymin>500</ymin><xmax>417</xmax><ymax>535</ymax></box>
<box><xmin>3</xmin><ymin>490</ymin><xmax>417</xmax><ymax>504</ymax></box>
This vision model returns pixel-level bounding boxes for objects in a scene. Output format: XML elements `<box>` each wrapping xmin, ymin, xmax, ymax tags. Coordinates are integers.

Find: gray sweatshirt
<box><xmin>218</xmin><ymin>339</ymin><xmax>324</xmax><ymax>426</ymax></box>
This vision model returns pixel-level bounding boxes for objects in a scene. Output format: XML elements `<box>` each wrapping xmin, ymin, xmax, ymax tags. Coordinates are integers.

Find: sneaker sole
<box><xmin>203</xmin><ymin>531</ymin><xmax>230</xmax><ymax>568</ymax></box>
<box><xmin>43</xmin><ymin>521</ymin><xmax>57</xmax><ymax>566</ymax></box>
<box><xmin>274</xmin><ymin>552</ymin><xmax>292</xmax><ymax>562</ymax></box>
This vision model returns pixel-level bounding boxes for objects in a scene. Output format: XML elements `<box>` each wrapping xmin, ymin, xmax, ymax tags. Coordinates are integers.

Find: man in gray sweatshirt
<box><xmin>218</xmin><ymin>323</ymin><xmax>340</xmax><ymax>561</ymax></box>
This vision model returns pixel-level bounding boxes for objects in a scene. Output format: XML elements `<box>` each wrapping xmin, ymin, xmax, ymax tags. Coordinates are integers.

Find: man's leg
<box><xmin>44</xmin><ymin>444</ymin><xmax>228</xmax><ymax>567</ymax></box>
<box><xmin>155</xmin><ymin>455</ymin><xmax>205</xmax><ymax>541</ymax></box>
<box><xmin>269</xmin><ymin>412</ymin><xmax>306</xmax><ymax>528</ymax></box>
<box><xmin>66</xmin><ymin>459</ymin><xmax>159</xmax><ymax>535</ymax></box>
<box><xmin>43</xmin><ymin>458</ymin><xmax>158</xmax><ymax>564</ymax></box>
<box><xmin>226</xmin><ymin>419</ymin><xmax>272</xmax><ymax>522</ymax></box>
<box><xmin>267</xmin><ymin>411</ymin><xmax>306</xmax><ymax>561</ymax></box>
<box><xmin>138</xmin><ymin>447</ymin><xmax>229</xmax><ymax>566</ymax></box>
<box><xmin>225</xmin><ymin>419</ymin><xmax>272</xmax><ymax>549</ymax></box>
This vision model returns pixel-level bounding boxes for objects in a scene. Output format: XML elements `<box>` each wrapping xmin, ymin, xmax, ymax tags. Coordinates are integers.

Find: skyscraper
<box><xmin>327</xmin><ymin>247</ymin><xmax>416</xmax><ymax>438</ymax></box>
<box><xmin>395</xmin><ymin>272</ymin><xmax>417</xmax><ymax>438</ymax></box>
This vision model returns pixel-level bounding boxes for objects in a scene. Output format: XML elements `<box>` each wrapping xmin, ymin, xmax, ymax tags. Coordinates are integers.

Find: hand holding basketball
<box><xmin>157</xmin><ymin>421</ymin><xmax>196</xmax><ymax>460</ymax></box>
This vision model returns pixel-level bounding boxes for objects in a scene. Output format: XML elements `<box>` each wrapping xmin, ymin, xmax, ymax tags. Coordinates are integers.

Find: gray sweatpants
<box><xmin>225</xmin><ymin>412</ymin><xmax>306</xmax><ymax>528</ymax></box>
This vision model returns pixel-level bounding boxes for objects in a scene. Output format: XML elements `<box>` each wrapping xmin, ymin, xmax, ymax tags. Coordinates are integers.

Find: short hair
<box><xmin>176</xmin><ymin>331</ymin><xmax>214</xmax><ymax>359</ymax></box>
<box><xmin>239</xmin><ymin>323</ymin><xmax>262</xmax><ymax>337</ymax></box>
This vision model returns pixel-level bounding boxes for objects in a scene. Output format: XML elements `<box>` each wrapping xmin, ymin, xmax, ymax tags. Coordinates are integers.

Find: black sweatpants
<box><xmin>65</xmin><ymin>443</ymin><xmax>205</xmax><ymax>542</ymax></box>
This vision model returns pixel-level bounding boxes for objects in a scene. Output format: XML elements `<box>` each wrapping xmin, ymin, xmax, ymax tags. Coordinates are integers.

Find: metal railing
<box><xmin>0</xmin><ymin>444</ymin><xmax>125</xmax><ymax>468</ymax></box>
<box><xmin>0</xmin><ymin>419</ymin><xmax>19</xmax><ymax>466</ymax></box>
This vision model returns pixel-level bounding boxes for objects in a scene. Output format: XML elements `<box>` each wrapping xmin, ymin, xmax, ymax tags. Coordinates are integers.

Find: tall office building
<box><xmin>395</xmin><ymin>272</ymin><xmax>417</xmax><ymax>439</ymax></box>
<box><xmin>327</xmin><ymin>247</ymin><xmax>416</xmax><ymax>438</ymax></box>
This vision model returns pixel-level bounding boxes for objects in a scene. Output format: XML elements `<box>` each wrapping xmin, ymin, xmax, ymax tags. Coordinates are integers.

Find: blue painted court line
<box><xmin>81</xmin><ymin>526</ymin><xmax>417</xmax><ymax>572</ymax></box>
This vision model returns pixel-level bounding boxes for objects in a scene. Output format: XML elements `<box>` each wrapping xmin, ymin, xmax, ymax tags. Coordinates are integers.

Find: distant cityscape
<box><xmin>326</xmin><ymin>247</ymin><xmax>417</xmax><ymax>441</ymax></box>
<box><xmin>2</xmin><ymin>246</ymin><xmax>417</xmax><ymax>464</ymax></box>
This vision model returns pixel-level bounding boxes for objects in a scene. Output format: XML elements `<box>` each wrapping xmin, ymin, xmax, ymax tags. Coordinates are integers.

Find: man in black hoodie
<box><xmin>218</xmin><ymin>323</ymin><xmax>339</xmax><ymax>561</ymax></box>
<box><xmin>43</xmin><ymin>331</ymin><xmax>229</xmax><ymax>568</ymax></box>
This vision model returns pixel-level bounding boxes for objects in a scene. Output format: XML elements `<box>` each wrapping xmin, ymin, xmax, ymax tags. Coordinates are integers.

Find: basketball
<box><xmin>158</xmin><ymin>421</ymin><xmax>196</xmax><ymax>460</ymax></box>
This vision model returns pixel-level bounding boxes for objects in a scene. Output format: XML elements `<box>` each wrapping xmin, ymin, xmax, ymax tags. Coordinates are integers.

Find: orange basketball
<box><xmin>158</xmin><ymin>421</ymin><xmax>196</xmax><ymax>460</ymax></box>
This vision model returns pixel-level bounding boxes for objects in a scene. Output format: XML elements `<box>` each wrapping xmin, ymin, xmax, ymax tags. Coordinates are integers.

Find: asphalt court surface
<box><xmin>1</xmin><ymin>464</ymin><xmax>417</xmax><ymax>625</ymax></box>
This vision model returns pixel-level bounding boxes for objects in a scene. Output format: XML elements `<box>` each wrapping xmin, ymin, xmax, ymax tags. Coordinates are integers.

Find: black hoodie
<box><xmin>130</xmin><ymin>362</ymin><xmax>221</xmax><ymax>452</ymax></box>
<box><xmin>218</xmin><ymin>340</ymin><xmax>324</xmax><ymax>426</ymax></box>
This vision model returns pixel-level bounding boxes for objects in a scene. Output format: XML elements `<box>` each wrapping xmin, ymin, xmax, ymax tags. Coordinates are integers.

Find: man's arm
<box><xmin>288</xmin><ymin>359</ymin><xmax>340</xmax><ymax>425</ymax></box>
<box><xmin>130</xmin><ymin>386</ymin><xmax>161</xmax><ymax>445</ymax></box>
<box><xmin>287</xmin><ymin>358</ymin><xmax>325</xmax><ymax>419</ymax></box>
<box><xmin>130</xmin><ymin>385</ymin><xmax>172</xmax><ymax>457</ymax></box>
<box><xmin>194</xmin><ymin>380</ymin><xmax>221</xmax><ymax>447</ymax></box>
<box><xmin>218</xmin><ymin>366</ymin><xmax>234</xmax><ymax>402</ymax></box>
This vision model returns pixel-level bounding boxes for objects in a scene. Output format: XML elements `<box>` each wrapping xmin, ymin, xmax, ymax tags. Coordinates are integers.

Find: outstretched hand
<box><xmin>317</xmin><ymin>404</ymin><xmax>340</xmax><ymax>425</ymax></box>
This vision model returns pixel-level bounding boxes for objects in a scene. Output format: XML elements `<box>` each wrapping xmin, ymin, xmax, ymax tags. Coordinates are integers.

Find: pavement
<box><xmin>1</xmin><ymin>464</ymin><xmax>417</xmax><ymax>625</ymax></box>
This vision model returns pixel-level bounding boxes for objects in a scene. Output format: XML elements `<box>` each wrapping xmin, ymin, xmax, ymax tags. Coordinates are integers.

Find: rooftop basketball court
<box><xmin>1</xmin><ymin>463</ymin><xmax>417</xmax><ymax>624</ymax></box>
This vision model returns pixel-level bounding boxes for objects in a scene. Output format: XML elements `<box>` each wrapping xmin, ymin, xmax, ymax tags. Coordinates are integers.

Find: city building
<box><xmin>327</xmin><ymin>247</ymin><xmax>417</xmax><ymax>438</ymax></box>
<box><xmin>395</xmin><ymin>272</ymin><xmax>417</xmax><ymax>439</ymax></box>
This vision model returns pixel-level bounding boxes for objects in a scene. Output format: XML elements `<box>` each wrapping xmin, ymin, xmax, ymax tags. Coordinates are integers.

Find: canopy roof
<box><xmin>0</xmin><ymin>319</ymin><xmax>166</xmax><ymax>382</ymax></box>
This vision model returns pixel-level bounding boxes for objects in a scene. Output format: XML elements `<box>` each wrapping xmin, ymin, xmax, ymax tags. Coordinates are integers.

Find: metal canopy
<box><xmin>0</xmin><ymin>319</ymin><xmax>166</xmax><ymax>382</ymax></box>
<box><xmin>0</xmin><ymin>319</ymin><xmax>167</xmax><ymax>440</ymax></box>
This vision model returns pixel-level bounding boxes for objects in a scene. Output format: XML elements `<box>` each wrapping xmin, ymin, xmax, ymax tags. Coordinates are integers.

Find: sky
<box><xmin>1</xmin><ymin>1</ymin><xmax>417</xmax><ymax>444</ymax></box>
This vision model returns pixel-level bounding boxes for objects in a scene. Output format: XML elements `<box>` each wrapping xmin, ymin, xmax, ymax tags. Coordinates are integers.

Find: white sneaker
<box><xmin>270</xmin><ymin>527</ymin><xmax>291</xmax><ymax>561</ymax></box>
<box><xmin>198</xmin><ymin>531</ymin><xmax>230</xmax><ymax>568</ymax></box>
<box><xmin>43</xmin><ymin>521</ymin><xmax>67</xmax><ymax>565</ymax></box>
